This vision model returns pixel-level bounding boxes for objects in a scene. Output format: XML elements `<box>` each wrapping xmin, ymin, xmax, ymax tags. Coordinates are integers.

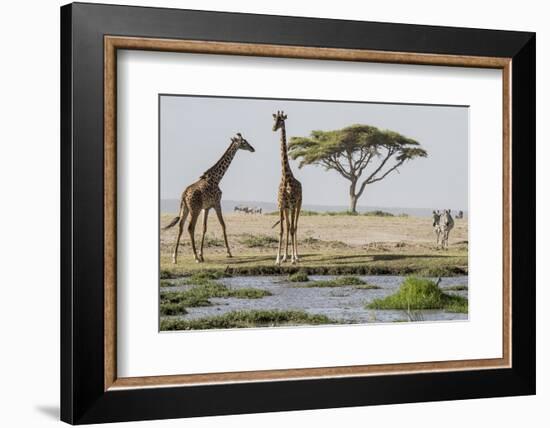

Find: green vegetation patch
<box><xmin>366</xmin><ymin>276</ymin><xmax>468</xmax><ymax>313</ymax></box>
<box><xmin>160</xmin><ymin>272</ymin><xmax>271</xmax><ymax>316</ymax></box>
<box><xmin>299</xmin><ymin>210</ymin><xmax>321</xmax><ymax>216</ymax></box>
<box><xmin>297</xmin><ymin>275</ymin><xmax>381</xmax><ymax>289</ymax></box>
<box><xmin>324</xmin><ymin>210</ymin><xmax>359</xmax><ymax>216</ymax></box>
<box><xmin>160</xmin><ymin>310</ymin><xmax>335</xmax><ymax>330</ymax></box>
<box><xmin>204</xmin><ymin>236</ymin><xmax>225</xmax><ymax>247</ymax></box>
<box><xmin>239</xmin><ymin>234</ymin><xmax>278</xmax><ymax>248</ymax></box>
<box><xmin>184</xmin><ymin>271</ymin><xmax>230</xmax><ymax>286</ymax></box>
<box><xmin>363</xmin><ymin>210</ymin><xmax>394</xmax><ymax>217</ymax></box>
<box><xmin>160</xmin><ymin>279</ymin><xmax>176</xmax><ymax>287</ymax></box>
<box><xmin>288</xmin><ymin>271</ymin><xmax>310</xmax><ymax>282</ymax></box>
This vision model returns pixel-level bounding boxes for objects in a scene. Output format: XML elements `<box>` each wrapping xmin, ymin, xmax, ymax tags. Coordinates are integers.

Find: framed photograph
<box><xmin>61</xmin><ymin>2</ymin><xmax>535</xmax><ymax>424</ymax></box>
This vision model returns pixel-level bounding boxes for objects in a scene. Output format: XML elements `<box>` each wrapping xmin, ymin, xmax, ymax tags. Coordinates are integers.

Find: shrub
<box><xmin>366</xmin><ymin>276</ymin><xmax>468</xmax><ymax>313</ymax></box>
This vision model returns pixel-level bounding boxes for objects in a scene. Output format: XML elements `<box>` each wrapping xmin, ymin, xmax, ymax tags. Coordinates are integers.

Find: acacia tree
<box><xmin>288</xmin><ymin>125</ymin><xmax>427</xmax><ymax>213</ymax></box>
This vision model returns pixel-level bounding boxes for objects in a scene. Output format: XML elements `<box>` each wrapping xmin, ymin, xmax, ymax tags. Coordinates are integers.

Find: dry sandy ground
<box><xmin>160</xmin><ymin>212</ymin><xmax>468</xmax><ymax>251</ymax></box>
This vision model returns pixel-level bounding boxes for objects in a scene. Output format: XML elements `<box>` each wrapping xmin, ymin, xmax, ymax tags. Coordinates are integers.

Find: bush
<box><xmin>366</xmin><ymin>277</ymin><xmax>467</xmax><ymax>313</ymax></box>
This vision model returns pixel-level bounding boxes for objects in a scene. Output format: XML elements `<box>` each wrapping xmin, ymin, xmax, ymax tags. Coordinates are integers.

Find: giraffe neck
<box><xmin>280</xmin><ymin>123</ymin><xmax>293</xmax><ymax>180</ymax></box>
<box><xmin>201</xmin><ymin>142</ymin><xmax>239</xmax><ymax>184</ymax></box>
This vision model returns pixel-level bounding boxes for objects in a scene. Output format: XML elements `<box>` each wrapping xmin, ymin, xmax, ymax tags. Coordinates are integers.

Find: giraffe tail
<box><xmin>163</xmin><ymin>216</ymin><xmax>180</xmax><ymax>230</ymax></box>
<box><xmin>271</xmin><ymin>220</ymin><xmax>281</xmax><ymax>229</ymax></box>
<box><xmin>163</xmin><ymin>200</ymin><xmax>187</xmax><ymax>230</ymax></box>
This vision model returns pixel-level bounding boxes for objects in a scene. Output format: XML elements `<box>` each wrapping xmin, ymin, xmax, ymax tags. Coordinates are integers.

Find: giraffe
<box><xmin>163</xmin><ymin>133</ymin><xmax>255</xmax><ymax>264</ymax></box>
<box><xmin>272</xmin><ymin>111</ymin><xmax>302</xmax><ymax>265</ymax></box>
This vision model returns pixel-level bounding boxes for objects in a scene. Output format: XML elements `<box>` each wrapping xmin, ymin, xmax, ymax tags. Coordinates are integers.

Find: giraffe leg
<box><xmin>282</xmin><ymin>209</ymin><xmax>290</xmax><ymax>263</ymax></box>
<box><xmin>288</xmin><ymin>207</ymin><xmax>296</xmax><ymax>264</ymax></box>
<box><xmin>214</xmin><ymin>203</ymin><xmax>232</xmax><ymax>258</ymax></box>
<box><xmin>292</xmin><ymin>201</ymin><xmax>301</xmax><ymax>263</ymax></box>
<box><xmin>275</xmin><ymin>208</ymin><xmax>284</xmax><ymax>265</ymax></box>
<box><xmin>187</xmin><ymin>210</ymin><xmax>201</xmax><ymax>263</ymax></box>
<box><xmin>172</xmin><ymin>205</ymin><xmax>189</xmax><ymax>264</ymax></box>
<box><xmin>198</xmin><ymin>208</ymin><xmax>209</xmax><ymax>262</ymax></box>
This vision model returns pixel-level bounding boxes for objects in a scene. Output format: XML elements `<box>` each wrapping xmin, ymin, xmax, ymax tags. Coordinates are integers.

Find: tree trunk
<box><xmin>349</xmin><ymin>195</ymin><xmax>358</xmax><ymax>213</ymax></box>
<box><xmin>349</xmin><ymin>179</ymin><xmax>359</xmax><ymax>213</ymax></box>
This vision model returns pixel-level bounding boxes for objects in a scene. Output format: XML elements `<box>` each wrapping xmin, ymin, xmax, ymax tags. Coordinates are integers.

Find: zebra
<box><xmin>439</xmin><ymin>209</ymin><xmax>455</xmax><ymax>249</ymax></box>
<box><xmin>432</xmin><ymin>210</ymin><xmax>442</xmax><ymax>246</ymax></box>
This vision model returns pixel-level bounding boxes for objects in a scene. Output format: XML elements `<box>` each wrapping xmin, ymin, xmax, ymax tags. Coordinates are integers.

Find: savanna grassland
<box><xmin>160</xmin><ymin>212</ymin><xmax>468</xmax><ymax>278</ymax></box>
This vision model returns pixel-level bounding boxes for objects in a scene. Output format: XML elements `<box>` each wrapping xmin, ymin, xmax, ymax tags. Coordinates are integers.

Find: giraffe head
<box><xmin>232</xmin><ymin>133</ymin><xmax>255</xmax><ymax>152</ymax></box>
<box><xmin>272</xmin><ymin>110</ymin><xmax>288</xmax><ymax>131</ymax></box>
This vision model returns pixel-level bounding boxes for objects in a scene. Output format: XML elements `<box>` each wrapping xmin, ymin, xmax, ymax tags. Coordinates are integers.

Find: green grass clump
<box><xmin>229</xmin><ymin>288</ymin><xmax>271</xmax><ymax>298</ymax></box>
<box><xmin>239</xmin><ymin>234</ymin><xmax>278</xmax><ymax>248</ymax></box>
<box><xmin>160</xmin><ymin>279</ymin><xmax>175</xmax><ymax>287</ymax></box>
<box><xmin>204</xmin><ymin>236</ymin><xmax>225</xmax><ymax>247</ymax></box>
<box><xmin>419</xmin><ymin>266</ymin><xmax>466</xmax><ymax>277</ymax></box>
<box><xmin>302</xmin><ymin>237</ymin><xmax>320</xmax><ymax>245</ymax></box>
<box><xmin>289</xmin><ymin>271</ymin><xmax>310</xmax><ymax>282</ymax></box>
<box><xmin>160</xmin><ymin>276</ymin><xmax>271</xmax><ymax>316</ymax></box>
<box><xmin>363</xmin><ymin>210</ymin><xmax>394</xmax><ymax>217</ymax></box>
<box><xmin>160</xmin><ymin>302</ymin><xmax>189</xmax><ymax>316</ymax></box>
<box><xmin>184</xmin><ymin>271</ymin><xmax>229</xmax><ymax>286</ymax></box>
<box><xmin>161</xmin><ymin>290</ymin><xmax>212</xmax><ymax>309</ymax></box>
<box><xmin>160</xmin><ymin>310</ymin><xmax>335</xmax><ymax>330</ymax></box>
<box><xmin>300</xmin><ymin>210</ymin><xmax>321</xmax><ymax>216</ymax></box>
<box><xmin>366</xmin><ymin>276</ymin><xmax>468</xmax><ymax>313</ymax></box>
<box><xmin>184</xmin><ymin>271</ymin><xmax>231</xmax><ymax>285</ymax></box>
<box><xmin>324</xmin><ymin>210</ymin><xmax>359</xmax><ymax>216</ymax></box>
<box><xmin>298</xmin><ymin>275</ymin><xmax>380</xmax><ymax>289</ymax></box>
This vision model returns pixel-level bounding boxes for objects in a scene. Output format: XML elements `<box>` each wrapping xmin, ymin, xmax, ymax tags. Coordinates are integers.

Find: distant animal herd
<box><xmin>234</xmin><ymin>205</ymin><xmax>263</xmax><ymax>214</ymax></box>
<box><xmin>163</xmin><ymin>110</ymin><xmax>464</xmax><ymax>264</ymax></box>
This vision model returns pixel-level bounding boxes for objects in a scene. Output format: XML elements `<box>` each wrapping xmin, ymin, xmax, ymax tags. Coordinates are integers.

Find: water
<box><xmin>161</xmin><ymin>275</ymin><xmax>468</xmax><ymax>325</ymax></box>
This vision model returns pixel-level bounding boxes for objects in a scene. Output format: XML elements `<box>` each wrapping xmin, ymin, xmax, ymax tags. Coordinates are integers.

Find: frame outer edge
<box><xmin>63</xmin><ymin>3</ymin><xmax>536</xmax><ymax>423</ymax></box>
<box><xmin>510</xmin><ymin>33</ymin><xmax>536</xmax><ymax>392</ymax></box>
<box><xmin>60</xmin><ymin>3</ymin><xmax>75</xmax><ymax>424</ymax></box>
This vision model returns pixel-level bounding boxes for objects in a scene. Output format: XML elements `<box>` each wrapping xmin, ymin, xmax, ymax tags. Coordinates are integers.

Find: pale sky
<box><xmin>160</xmin><ymin>95</ymin><xmax>468</xmax><ymax>210</ymax></box>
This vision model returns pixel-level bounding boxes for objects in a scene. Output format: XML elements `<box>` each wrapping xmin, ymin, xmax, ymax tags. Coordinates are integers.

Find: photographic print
<box><xmin>159</xmin><ymin>95</ymin><xmax>469</xmax><ymax>331</ymax></box>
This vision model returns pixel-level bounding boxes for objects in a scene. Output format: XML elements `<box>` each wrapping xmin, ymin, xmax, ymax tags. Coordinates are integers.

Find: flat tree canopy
<box><xmin>288</xmin><ymin>124</ymin><xmax>427</xmax><ymax>213</ymax></box>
